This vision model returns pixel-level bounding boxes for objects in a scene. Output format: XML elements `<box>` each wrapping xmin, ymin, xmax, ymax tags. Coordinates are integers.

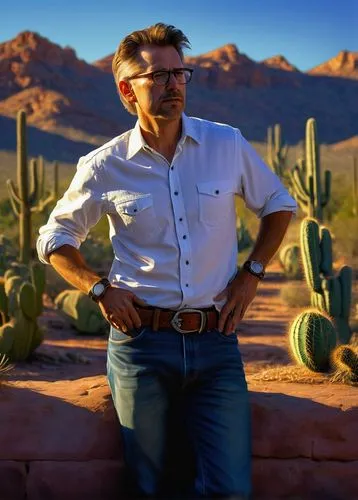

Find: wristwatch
<box><xmin>88</xmin><ymin>278</ymin><xmax>111</xmax><ymax>303</ymax></box>
<box><xmin>243</xmin><ymin>260</ymin><xmax>265</xmax><ymax>280</ymax></box>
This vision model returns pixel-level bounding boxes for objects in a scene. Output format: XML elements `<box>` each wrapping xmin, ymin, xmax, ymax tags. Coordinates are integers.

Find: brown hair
<box><xmin>112</xmin><ymin>23</ymin><xmax>191</xmax><ymax>115</ymax></box>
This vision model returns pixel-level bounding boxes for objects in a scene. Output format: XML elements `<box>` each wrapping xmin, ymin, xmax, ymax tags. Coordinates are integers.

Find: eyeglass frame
<box><xmin>126</xmin><ymin>67</ymin><xmax>194</xmax><ymax>86</ymax></box>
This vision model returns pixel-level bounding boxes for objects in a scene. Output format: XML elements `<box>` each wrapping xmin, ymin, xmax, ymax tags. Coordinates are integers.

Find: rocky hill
<box><xmin>308</xmin><ymin>50</ymin><xmax>358</xmax><ymax>79</ymax></box>
<box><xmin>1</xmin><ymin>32</ymin><xmax>358</xmax><ymax>162</ymax></box>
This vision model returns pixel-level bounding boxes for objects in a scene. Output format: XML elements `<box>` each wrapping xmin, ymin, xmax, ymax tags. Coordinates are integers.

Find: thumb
<box><xmin>132</xmin><ymin>294</ymin><xmax>148</xmax><ymax>307</ymax></box>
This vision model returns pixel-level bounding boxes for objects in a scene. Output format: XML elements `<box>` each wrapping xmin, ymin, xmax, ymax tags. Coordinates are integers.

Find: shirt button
<box><xmin>174</xmin><ymin>191</ymin><xmax>178</xmax><ymax>195</ymax></box>
<box><xmin>185</xmin><ymin>284</ymin><xmax>189</xmax><ymax>287</ymax></box>
<box><xmin>186</xmin><ymin>260</ymin><xmax>189</xmax><ymax>265</ymax></box>
<box><xmin>215</xmin><ymin>189</ymin><xmax>220</xmax><ymax>194</ymax></box>
<box><xmin>179</xmin><ymin>218</ymin><xmax>183</xmax><ymax>222</ymax></box>
<box><xmin>183</xmin><ymin>235</ymin><xmax>187</xmax><ymax>239</ymax></box>
<box><xmin>171</xmin><ymin>166</ymin><xmax>174</xmax><ymax>170</ymax></box>
<box><xmin>133</xmin><ymin>208</ymin><xmax>137</xmax><ymax>212</ymax></box>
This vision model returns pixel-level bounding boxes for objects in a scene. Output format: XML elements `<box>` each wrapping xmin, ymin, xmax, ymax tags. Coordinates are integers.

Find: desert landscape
<box><xmin>0</xmin><ymin>27</ymin><xmax>357</xmax><ymax>500</ymax></box>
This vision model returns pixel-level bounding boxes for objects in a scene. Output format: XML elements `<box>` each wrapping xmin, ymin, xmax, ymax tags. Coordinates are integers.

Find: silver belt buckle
<box><xmin>170</xmin><ymin>308</ymin><xmax>207</xmax><ymax>334</ymax></box>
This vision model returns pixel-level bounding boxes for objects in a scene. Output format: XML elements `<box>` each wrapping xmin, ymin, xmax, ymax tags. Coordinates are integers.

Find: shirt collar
<box><xmin>126</xmin><ymin>113</ymin><xmax>201</xmax><ymax>160</ymax></box>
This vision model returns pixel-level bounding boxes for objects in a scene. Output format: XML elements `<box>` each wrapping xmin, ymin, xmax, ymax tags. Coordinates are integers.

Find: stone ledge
<box><xmin>1</xmin><ymin>458</ymin><xmax>357</xmax><ymax>500</ymax></box>
<box><xmin>0</xmin><ymin>376</ymin><xmax>357</xmax><ymax>499</ymax></box>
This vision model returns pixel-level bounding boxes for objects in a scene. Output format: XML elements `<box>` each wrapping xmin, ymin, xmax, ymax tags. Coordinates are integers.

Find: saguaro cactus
<box><xmin>7</xmin><ymin>110</ymin><xmax>58</xmax><ymax>264</ymax></box>
<box><xmin>300</xmin><ymin>217</ymin><xmax>353</xmax><ymax>344</ymax></box>
<box><xmin>266</xmin><ymin>123</ymin><xmax>288</xmax><ymax>178</ymax></box>
<box><xmin>290</xmin><ymin>118</ymin><xmax>331</xmax><ymax>222</ymax></box>
<box><xmin>0</xmin><ymin>273</ymin><xmax>44</xmax><ymax>361</ymax></box>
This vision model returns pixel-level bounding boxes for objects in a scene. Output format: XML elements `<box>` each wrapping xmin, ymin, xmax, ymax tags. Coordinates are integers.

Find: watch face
<box><xmin>251</xmin><ymin>261</ymin><xmax>263</xmax><ymax>274</ymax></box>
<box><xmin>93</xmin><ymin>283</ymin><xmax>105</xmax><ymax>296</ymax></box>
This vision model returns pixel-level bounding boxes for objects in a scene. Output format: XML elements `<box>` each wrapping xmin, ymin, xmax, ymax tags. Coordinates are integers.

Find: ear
<box><xmin>119</xmin><ymin>80</ymin><xmax>137</xmax><ymax>104</ymax></box>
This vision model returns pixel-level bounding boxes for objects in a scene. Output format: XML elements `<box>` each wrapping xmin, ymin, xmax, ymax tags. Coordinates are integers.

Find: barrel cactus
<box><xmin>279</xmin><ymin>244</ymin><xmax>302</xmax><ymax>279</ymax></box>
<box><xmin>331</xmin><ymin>345</ymin><xmax>358</xmax><ymax>383</ymax></box>
<box><xmin>289</xmin><ymin>309</ymin><xmax>337</xmax><ymax>372</ymax></box>
<box><xmin>55</xmin><ymin>289</ymin><xmax>108</xmax><ymax>334</ymax></box>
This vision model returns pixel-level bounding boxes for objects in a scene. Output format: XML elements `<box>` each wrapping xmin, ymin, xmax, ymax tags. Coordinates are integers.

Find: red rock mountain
<box><xmin>308</xmin><ymin>50</ymin><xmax>358</xmax><ymax>79</ymax></box>
<box><xmin>0</xmin><ymin>31</ymin><xmax>132</xmax><ymax>144</ymax></box>
<box><xmin>95</xmin><ymin>44</ymin><xmax>301</xmax><ymax>89</ymax></box>
<box><xmin>261</xmin><ymin>55</ymin><xmax>299</xmax><ymax>72</ymax></box>
<box><xmin>1</xmin><ymin>32</ymin><xmax>358</xmax><ymax>161</ymax></box>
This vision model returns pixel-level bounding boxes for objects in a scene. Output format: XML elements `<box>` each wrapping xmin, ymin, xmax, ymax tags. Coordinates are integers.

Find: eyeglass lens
<box><xmin>154</xmin><ymin>69</ymin><xmax>192</xmax><ymax>85</ymax></box>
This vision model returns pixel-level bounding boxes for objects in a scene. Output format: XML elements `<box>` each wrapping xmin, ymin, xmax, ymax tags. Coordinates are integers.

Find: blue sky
<box><xmin>1</xmin><ymin>0</ymin><xmax>357</xmax><ymax>71</ymax></box>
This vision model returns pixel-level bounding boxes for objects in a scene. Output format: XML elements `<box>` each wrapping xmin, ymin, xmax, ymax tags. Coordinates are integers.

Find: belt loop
<box><xmin>152</xmin><ymin>308</ymin><xmax>161</xmax><ymax>332</ymax></box>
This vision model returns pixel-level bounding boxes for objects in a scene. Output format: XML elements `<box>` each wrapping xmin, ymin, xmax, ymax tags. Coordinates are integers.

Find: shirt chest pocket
<box><xmin>196</xmin><ymin>181</ymin><xmax>235</xmax><ymax>226</ymax></box>
<box><xmin>114</xmin><ymin>195</ymin><xmax>156</xmax><ymax>232</ymax></box>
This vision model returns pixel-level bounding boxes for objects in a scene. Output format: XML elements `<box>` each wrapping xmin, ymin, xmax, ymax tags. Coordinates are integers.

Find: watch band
<box><xmin>243</xmin><ymin>260</ymin><xmax>265</xmax><ymax>280</ymax></box>
<box><xmin>88</xmin><ymin>278</ymin><xmax>111</xmax><ymax>302</ymax></box>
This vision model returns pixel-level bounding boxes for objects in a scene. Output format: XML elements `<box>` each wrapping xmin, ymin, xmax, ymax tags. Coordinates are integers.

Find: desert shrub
<box><xmin>280</xmin><ymin>282</ymin><xmax>310</xmax><ymax>308</ymax></box>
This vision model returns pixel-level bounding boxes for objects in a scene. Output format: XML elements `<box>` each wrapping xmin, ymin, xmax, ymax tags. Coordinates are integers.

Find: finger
<box><xmin>227</xmin><ymin>305</ymin><xmax>244</xmax><ymax>334</ymax></box>
<box><xmin>218</xmin><ymin>300</ymin><xmax>235</xmax><ymax>332</ymax></box>
<box><xmin>127</xmin><ymin>302</ymin><xmax>142</xmax><ymax>329</ymax></box>
<box><xmin>132</xmin><ymin>295</ymin><xmax>148</xmax><ymax>307</ymax></box>
<box><xmin>118</xmin><ymin>308</ymin><xmax>134</xmax><ymax>331</ymax></box>
<box><xmin>223</xmin><ymin>309</ymin><xmax>236</xmax><ymax>335</ymax></box>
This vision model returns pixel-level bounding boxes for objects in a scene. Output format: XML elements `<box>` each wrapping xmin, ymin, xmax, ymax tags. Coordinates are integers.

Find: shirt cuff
<box><xmin>36</xmin><ymin>233</ymin><xmax>81</xmax><ymax>264</ymax></box>
<box><xmin>258</xmin><ymin>194</ymin><xmax>298</xmax><ymax>219</ymax></box>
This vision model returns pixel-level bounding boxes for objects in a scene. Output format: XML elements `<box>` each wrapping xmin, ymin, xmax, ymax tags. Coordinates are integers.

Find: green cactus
<box><xmin>289</xmin><ymin>309</ymin><xmax>337</xmax><ymax>372</ymax></box>
<box><xmin>279</xmin><ymin>244</ymin><xmax>302</xmax><ymax>280</ymax></box>
<box><xmin>331</xmin><ymin>345</ymin><xmax>358</xmax><ymax>382</ymax></box>
<box><xmin>0</xmin><ymin>235</ymin><xmax>17</xmax><ymax>276</ymax></box>
<box><xmin>0</xmin><ymin>273</ymin><xmax>44</xmax><ymax>361</ymax></box>
<box><xmin>237</xmin><ymin>219</ymin><xmax>253</xmax><ymax>252</ymax></box>
<box><xmin>266</xmin><ymin>124</ymin><xmax>288</xmax><ymax>178</ymax></box>
<box><xmin>55</xmin><ymin>289</ymin><xmax>108</xmax><ymax>335</ymax></box>
<box><xmin>290</xmin><ymin>118</ymin><xmax>331</xmax><ymax>222</ymax></box>
<box><xmin>300</xmin><ymin>217</ymin><xmax>353</xmax><ymax>344</ymax></box>
<box><xmin>6</xmin><ymin>110</ymin><xmax>58</xmax><ymax>264</ymax></box>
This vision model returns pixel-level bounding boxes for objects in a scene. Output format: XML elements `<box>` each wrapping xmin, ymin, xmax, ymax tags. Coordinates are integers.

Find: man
<box><xmin>37</xmin><ymin>23</ymin><xmax>297</xmax><ymax>500</ymax></box>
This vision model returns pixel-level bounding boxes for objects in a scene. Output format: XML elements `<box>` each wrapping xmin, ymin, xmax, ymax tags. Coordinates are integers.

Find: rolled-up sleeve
<box><xmin>36</xmin><ymin>157</ymin><xmax>108</xmax><ymax>264</ymax></box>
<box><xmin>236</xmin><ymin>130</ymin><xmax>297</xmax><ymax>218</ymax></box>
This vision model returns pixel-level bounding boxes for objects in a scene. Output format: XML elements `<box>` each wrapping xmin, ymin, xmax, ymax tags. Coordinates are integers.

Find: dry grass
<box><xmin>249</xmin><ymin>363</ymin><xmax>358</xmax><ymax>386</ymax></box>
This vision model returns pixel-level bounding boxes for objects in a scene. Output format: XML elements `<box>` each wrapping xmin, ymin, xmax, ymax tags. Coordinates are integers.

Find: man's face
<box><xmin>125</xmin><ymin>45</ymin><xmax>186</xmax><ymax>121</ymax></box>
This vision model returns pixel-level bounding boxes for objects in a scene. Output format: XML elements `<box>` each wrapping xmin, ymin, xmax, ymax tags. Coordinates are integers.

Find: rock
<box><xmin>249</xmin><ymin>382</ymin><xmax>358</xmax><ymax>460</ymax></box>
<box><xmin>0</xmin><ymin>461</ymin><xmax>27</xmax><ymax>500</ymax></box>
<box><xmin>0</xmin><ymin>377</ymin><xmax>122</xmax><ymax>460</ymax></box>
<box><xmin>27</xmin><ymin>460</ymin><xmax>125</xmax><ymax>500</ymax></box>
<box><xmin>252</xmin><ymin>458</ymin><xmax>358</xmax><ymax>500</ymax></box>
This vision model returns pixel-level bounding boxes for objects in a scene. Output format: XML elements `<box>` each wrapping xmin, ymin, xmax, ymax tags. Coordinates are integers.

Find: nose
<box><xmin>166</xmin><ymin>71</ymin><xmax>180</xmax><ymax>88</ymax></box>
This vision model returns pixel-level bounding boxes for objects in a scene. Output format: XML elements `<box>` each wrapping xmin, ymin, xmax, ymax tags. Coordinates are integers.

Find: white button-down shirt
<box><xmin>37</xmin><ymin>114</ymin><xmax>297</xmax><ymax>310</ymax></box>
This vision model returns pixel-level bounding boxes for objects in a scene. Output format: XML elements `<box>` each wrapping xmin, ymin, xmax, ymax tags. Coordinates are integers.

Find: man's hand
<box><xmin>214</xmin><ymin>271</ymin><xmax>260</xmax><ymax>335</ymax></box>
<box><xmin>98</xmin><ymin>287</ymin><xmax>147</xmax><ymax>333</ymax></box>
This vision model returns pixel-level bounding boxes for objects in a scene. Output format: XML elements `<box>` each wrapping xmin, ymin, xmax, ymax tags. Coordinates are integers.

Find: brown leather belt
<box><xmin>135</xmin><ymin>306</ymin><xmax>219</xmax><ymax>334</ymax></box>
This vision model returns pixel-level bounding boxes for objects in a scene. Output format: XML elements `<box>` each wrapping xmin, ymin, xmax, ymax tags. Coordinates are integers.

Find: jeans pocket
<box><xmin>213</xmin><ymin>329</ymin><xmax>238</xmax><ymax>343</ymax></box>
<box><xmin>109</xmin><ymin>325</ymin><xmax>147</xmax><ymax>345</ymax></box>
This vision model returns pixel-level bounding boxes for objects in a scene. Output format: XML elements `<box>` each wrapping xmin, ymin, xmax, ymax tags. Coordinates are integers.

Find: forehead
<box><xmin>136</xmin><ymin>45</ymin><xmax>183</xmax><ymax>71</ymax></box>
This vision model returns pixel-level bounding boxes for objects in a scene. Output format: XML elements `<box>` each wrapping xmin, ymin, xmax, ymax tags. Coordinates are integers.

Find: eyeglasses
<box><xmin>127</xmin><ymin>68</ymin><xmax>194</xmax><ymax>86</ymax></box>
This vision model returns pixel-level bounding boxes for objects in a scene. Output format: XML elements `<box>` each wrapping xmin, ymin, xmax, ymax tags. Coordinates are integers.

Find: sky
<box><xmin>1</xmin><ymin>0</ymin><xmax>358</xmax><ymax>71</ymax></box>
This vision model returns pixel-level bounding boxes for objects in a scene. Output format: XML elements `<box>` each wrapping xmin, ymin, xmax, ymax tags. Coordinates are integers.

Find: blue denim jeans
<box><xmin>107</xmin><ymin>325</ymin><xmax>251</xmax><ymax>499</ymax></box>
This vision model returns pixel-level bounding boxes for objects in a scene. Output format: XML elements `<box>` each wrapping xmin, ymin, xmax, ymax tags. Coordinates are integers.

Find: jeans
<box><xmin>107</xmin><ymin>325</ymin><xmax>251</xmax><ymax>499</ymax></box>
